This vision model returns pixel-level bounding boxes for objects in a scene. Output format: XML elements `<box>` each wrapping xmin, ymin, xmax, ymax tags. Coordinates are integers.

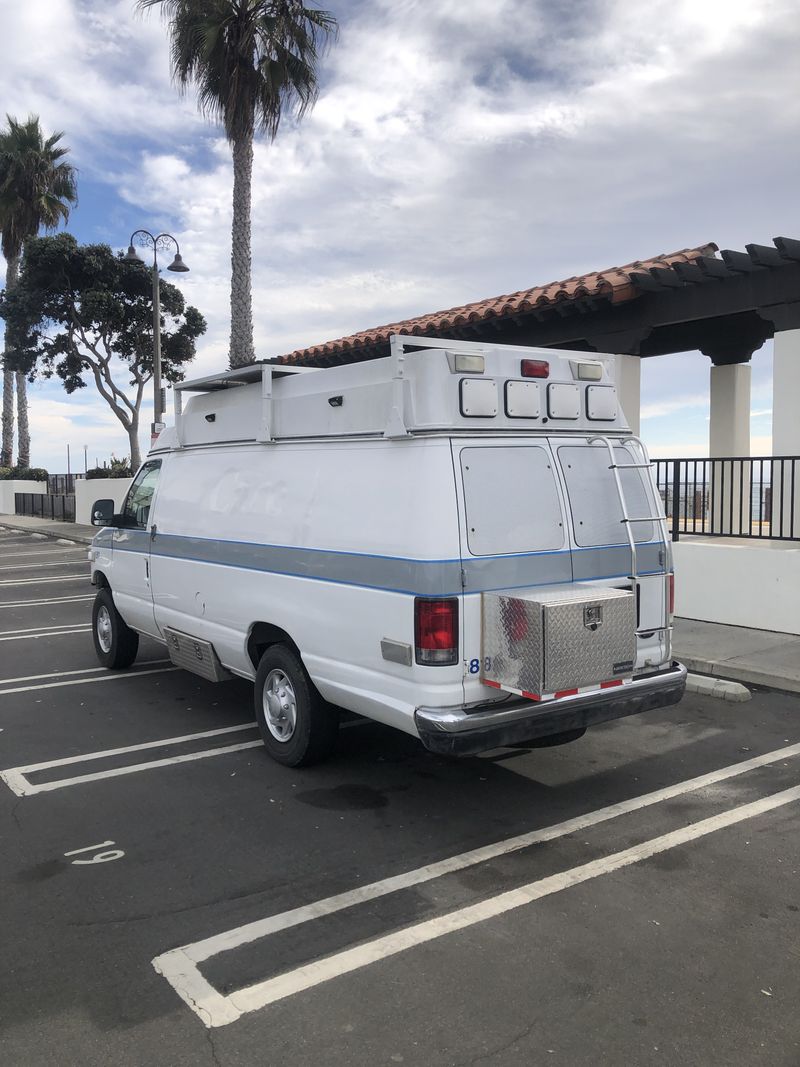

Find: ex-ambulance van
<box><xmin>88</xmin><ymin>336</ymin><xmax>686</xmax><ymax>766</ymax></box>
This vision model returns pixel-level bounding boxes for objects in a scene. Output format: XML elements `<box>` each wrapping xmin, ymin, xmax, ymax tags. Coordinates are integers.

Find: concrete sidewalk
<box><xmin>2</xmin><ymin>514</ymin><xmax>799</xmax><ymax>695</ymax></box>
<box><xmin>0</xmin><ymin>514</ymin><xmax>95</xmax><ymax>544</ymax></box>
<box><xmin>672</xmin><ymin>617</ymin><xmax>800</xmax><ymax>696</ymax></box>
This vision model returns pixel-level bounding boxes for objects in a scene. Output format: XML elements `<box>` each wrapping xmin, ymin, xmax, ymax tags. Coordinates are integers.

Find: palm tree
<box><xmin>0</xmin><ymin>116</ymin><xmax>78</xmax><ymax>466</ymax></box>
<box><xmin>139</xmin><ymin>0</ymin><xmax>337</xmax><ymax>367</ymax></box>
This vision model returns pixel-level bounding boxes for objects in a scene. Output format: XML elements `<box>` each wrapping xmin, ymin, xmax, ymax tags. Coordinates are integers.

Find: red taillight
<box><xmin>414</xmin><ymin>598</ymin><xmax>459</xmax><ymax>665</ymax></box>
<box><xmin>668</xmin><ymin>573</ymin><xmax>675</xmax><ymax>616</ymax></box>
<box><xmin>520</xmin><ymin>359</ymin><xmax>549</xmax><ymax>379</ymax></box>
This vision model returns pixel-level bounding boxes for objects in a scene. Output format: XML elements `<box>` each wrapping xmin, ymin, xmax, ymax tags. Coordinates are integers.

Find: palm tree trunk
<box><xmin>1</xmin><ymin>369</ymin><xmax>12</xmax><ymax>468</ymax></box>
<box><xmin>15</xmin><ymin>372</ymin><xmax>29</xmax><ymax>467</ymax></box>
<box><xmin>1</xmin><ymin>254</ymin><xmax>20</xmax><ymax>467</ymax></box>
<box><xmin>229</xmin><ymin>129</ymin><xmax>255</xmax><ymax>368</ymax></box>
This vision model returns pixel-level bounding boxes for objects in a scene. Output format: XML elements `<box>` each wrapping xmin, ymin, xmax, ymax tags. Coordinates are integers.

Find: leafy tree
<box><xmin>1</xmin><ymin>234</ymin><xmax>206</xmax><ymax>469</ymax></box>
<box><xmin>0</xmin><ymin>115</ymin><xmax>78</xmax><ymax>466</ymax></box>
<box><xmin>138</xmin><ymin>0</ymin><xmax>337</xmax><ymax>367</ymax></box>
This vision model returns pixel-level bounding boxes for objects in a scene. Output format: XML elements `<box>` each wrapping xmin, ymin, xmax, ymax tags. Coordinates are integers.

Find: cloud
<box><xmin>1</xmin><ymin>0</ymin><xmax>796</xmax><ymax>468</ymax></box>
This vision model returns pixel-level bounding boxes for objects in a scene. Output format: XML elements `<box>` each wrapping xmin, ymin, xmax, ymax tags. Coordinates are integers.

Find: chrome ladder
<box><xmin>588</xmin><ymin>435</ymin><xmax>672</xmax><ymax>648</ymax></box>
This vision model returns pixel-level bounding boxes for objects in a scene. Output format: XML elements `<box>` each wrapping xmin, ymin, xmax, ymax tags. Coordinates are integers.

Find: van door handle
<box><xmin>150</xmin><ymin>524</ymin><xmax>157</xmax><ymax>541</ymax></box>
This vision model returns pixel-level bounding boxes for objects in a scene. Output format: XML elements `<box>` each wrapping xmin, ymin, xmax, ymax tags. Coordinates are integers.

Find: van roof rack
<box><xmin>175</xmin><ymin>361</ymin><xmax>312</xmax><ymax>394</ymax></box>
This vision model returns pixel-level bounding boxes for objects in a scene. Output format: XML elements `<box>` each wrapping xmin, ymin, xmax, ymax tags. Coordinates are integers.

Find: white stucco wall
<box><xmin>673</xmin><ymin>540</ymin><xmax>800</xmax><ymax>635</ymax></box>
<box><xmin>76</xmin><ymin>478</ymin><xmax>132</xmax><ymax>525</ymax></box>
<box><xmin>0</xmin><ymin>479</ymin><xmax>47</xmax><ymax>515</ymax></box>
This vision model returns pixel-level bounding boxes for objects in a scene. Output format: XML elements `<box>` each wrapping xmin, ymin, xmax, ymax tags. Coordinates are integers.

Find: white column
<box><xmin>771</xmin><ymin>330</ymin><xmax>800</xmax><ymax>537</ymax></box>
<box><xmin>615</xmin><ymin>353</ymin><xmax>641</xmax><ymax>435</ymax></box>
<box><xmin>772</xmin><ymin>329</ymin><xmax>800</xmax><ymax>455</ymax></box>
<box><xmin>709</xmin><ymin>363</ymin><xmax>751</xmax><ymax>535</ymax></box>
<box><xmin>709</xmin><ymin>363</ymin><xmax>751</xmax><ymax>456</ymax></box>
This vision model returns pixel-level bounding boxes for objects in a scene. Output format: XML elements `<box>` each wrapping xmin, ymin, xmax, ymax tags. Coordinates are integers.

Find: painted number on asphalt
<box><xmin>64</xmin><ymin>840</ymin><xmax>125</xmax><ymax>865</ymax></box>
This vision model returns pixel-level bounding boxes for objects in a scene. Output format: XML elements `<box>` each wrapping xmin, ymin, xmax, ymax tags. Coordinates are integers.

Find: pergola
<box><xmin>280</xmin><ymin>237</ymin><xmax>800</xmax><ymax>461</ymax></box>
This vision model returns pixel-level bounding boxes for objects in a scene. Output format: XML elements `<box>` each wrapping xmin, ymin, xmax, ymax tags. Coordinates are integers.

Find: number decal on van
<box><xmin>468</xmin><ymin>659</ymin><xmax>480</xmax><ymax>674</ymax></box>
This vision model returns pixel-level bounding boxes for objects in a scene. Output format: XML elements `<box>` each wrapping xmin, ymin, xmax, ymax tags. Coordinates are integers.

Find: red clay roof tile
<box><xmin>279</xmin><ymin>243</ymin><xmax>718</xmax><ymax>364</ymax></box>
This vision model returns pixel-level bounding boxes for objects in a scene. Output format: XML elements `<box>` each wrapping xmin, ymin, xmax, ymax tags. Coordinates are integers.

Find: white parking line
<box><xmin>0</xmin><ymin>576</ymin><xmax>88</xmax><ymax>587</ymax></box>
<box><xmin>0</xmin><ymin>665</ymin><xmax>177</xmax><ymax>696</ymax></box>
<box><xmin>0</xmin><ymin>595</ymin><xmax>94</xmax><ymax>608</ymax></box>
<box><xmin>0</xmin><ymin>623</ymin><xmax>90</xmax><ymax>636</ymax></box>
<box><xmin>1</xmin><ymin>723</ymin><xmax>260</xmax><ymax>796</ymax></box>
<box><xmin>151</xmin><ymin>740</ymin><xmax>800</xmax><ymax>1027</ymax></box>
<box><xmin>222</xmin><ymin>785</ymin><xmax>800</xmax><ymax>1023</ymax></box>
<box><xmin>0</xmin><ymin>626</ymin><xmax>91</xmax><ymax>642</ymax></box>
<box><xmin>0</xmin><ymin>661</ymin><xmax>169</xmax><ymax>686</ymax></box>
<box><xmin>0</xmin><ymin>560</ymin><xmax>88</xmax><ymax>573</ymax></box>
<box><xmin>0</xmin><ymin>549</ymin><xmax>86</xmax><ymax>560</ymax></box>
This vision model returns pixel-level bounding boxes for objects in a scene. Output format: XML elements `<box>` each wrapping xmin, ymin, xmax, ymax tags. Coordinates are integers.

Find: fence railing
<box><xmin>653</xmin><ymin>456</ymin><xmax>800</xmax><ymax>542</ymax></box>
<box><xmin>15</xmin><ymin>492</ymin><xmax>76</xmax><ymax>523</ymax></box>
<box><xmin>48</xmin><ymin>473</ymin><xmax>81</xmax><ymax>495</ymax></box>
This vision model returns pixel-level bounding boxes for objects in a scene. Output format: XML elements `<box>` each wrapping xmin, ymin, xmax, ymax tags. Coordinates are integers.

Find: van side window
<box><xmin>460</xmin><ymin>446</ymin><xmax>564</xmax><ymax>555</ymax></box>
<box><xmin>557</xmin><ymin>444</ymin><xmax>654</xmax><ymax>547</ymax></box>
<box><xmin>120</xmin><ymin>460</ymin><xmax>162</xmax><ymax>529</ymax></box>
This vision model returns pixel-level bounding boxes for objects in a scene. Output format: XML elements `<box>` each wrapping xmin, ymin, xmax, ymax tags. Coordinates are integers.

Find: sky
<box><xmin>1</xmin><ymin>0</ymin><xmax>797</xmax><ymax>471</ymax></box>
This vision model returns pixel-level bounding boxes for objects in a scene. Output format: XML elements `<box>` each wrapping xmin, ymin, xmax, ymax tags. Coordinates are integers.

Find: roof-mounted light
<box><xmin>447</xmin><ymin>352</ymin><xmax>485</xmax><ymax>373</ymax></box>
<box><xmin>520</xmin><ymin>359</ymin><xmax>549</xmax><ymax>379</ymax></box>
<box><xmin>574</xmin><ymin>361</ymin><xmax>603</xmax><ymax>381</ymax></box>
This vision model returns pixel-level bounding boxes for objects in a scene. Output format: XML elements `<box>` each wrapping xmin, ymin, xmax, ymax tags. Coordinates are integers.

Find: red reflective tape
<box><xmin>600</xmin><ymin>680</ymin><xmax>624</xmax><ymax>689</ymax></box>
<box><xmin>554</xmin><ymin>688</ymin><xmax>578</xmax><ymax>699</ymax></box>
<box><xmin>521</xmin><ymin>690</ymin><xmax>541</xmax><ymax>702</ymax></box>
<box><xmin>483</xmin><ymin>679</ymin><xmax>501</xmax><ymax>689</ymax></box>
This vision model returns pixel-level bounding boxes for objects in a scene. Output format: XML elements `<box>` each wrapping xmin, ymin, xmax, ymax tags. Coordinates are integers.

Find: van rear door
<box><xmin>454</xmin><ymin>438</ymin><xmax>571</xmax><ymax>702</ymax></box>
<box><xmin>553</xmin><ymin>437</ymin><xmax>670</xmax><ymax>667</ymax></box>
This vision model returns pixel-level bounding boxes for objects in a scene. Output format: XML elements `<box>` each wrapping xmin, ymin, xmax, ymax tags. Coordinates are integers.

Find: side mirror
<box><xmin>91</xmin><ymin>499</ymin><xmax>115</xmax><ymax>527</ymax></box>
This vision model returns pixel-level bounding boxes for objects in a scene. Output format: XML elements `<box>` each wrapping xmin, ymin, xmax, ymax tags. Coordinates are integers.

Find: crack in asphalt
<box><xmin>455</xmin><ymin>1016</ymin><xmax>541</xmax><ymax>1066</ymax></box>
<box><xmin>205</xmin><ymin>1018</ymin><xmax>223</xmax><ymax>1067</ymax></box>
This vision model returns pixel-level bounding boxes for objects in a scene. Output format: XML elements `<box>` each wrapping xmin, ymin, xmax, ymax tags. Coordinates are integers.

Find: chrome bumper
<box><xmin>415</xmin><ymin>661</ymin><xmax>687</xmax><ymax>756</ymax></box>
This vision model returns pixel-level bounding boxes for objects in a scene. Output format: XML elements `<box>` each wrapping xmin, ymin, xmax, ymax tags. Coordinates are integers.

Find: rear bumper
<box><xmin>415</xmin><ymin>661</ymin><xmax>687</xmax><ymax>756</ymax></box>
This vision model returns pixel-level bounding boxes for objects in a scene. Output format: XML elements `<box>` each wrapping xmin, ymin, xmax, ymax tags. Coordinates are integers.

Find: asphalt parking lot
<box><xmin>1</xmin><ymin>527</ymin><xmax>799</xmax><ymax>1067</ymax></box>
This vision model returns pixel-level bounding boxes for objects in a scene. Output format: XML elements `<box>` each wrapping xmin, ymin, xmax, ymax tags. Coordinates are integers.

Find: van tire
<box><xmin>92</xmin><ymin>588</ymin><xmax>139</xmax><ymax>669</ymax></box>
<box><xmin>254</xmin><ymin>645</ymin><xmax>338</xmax><ymax>767</ymax></box>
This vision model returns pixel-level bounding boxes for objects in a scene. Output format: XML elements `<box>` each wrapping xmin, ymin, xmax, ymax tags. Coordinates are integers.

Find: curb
<box><xmin>685</xmin><ymin>672</ymin><xmax>751</xmax><ymax>703</ymax></box>
<box><xmin>0</xmin><ymin>521</ymin><xmax>92</xmax><ymax>546</ymax></box>
<box><xmin>677</xmin><ymin>651</ymin><xmax>800</xmax><ymax>697</ymax></box>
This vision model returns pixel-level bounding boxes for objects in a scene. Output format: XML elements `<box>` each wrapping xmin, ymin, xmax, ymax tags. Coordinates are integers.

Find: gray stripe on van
<box><xmin>573</xmin><ymin>541</ymin><xmax>664</xmax><ymax>581</ymax></box>
<box><xmin>106</xmin><ymin>532</ymin><xmax>665</xmax><ymax>595</ymax></box>
<box><xmin>462</xmin><ymin>552</ymin><xmax>572</xmax><ymax>593</ymax></box>
<box><xmin>151</xmin><ymin>533</ymin><xmax>464</xmax><ymax>595</ymax></box>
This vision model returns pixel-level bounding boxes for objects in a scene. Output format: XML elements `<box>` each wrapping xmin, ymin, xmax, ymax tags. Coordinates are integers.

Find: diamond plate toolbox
<box><xmin>481</xmin><ymin>585</ymin><xmax>636</xmax><ymax>696</ymax></box>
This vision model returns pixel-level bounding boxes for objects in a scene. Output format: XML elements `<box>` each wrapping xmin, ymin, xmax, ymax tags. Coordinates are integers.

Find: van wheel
<box><xmin>254</xmin><ymin>645</ymin><xmax>338</xmax><ymax>767</ymax></box>
<box><xmin>92</xmin><ymin>588</ymin><xmax>139</xmax><ymax>669</ymax></box>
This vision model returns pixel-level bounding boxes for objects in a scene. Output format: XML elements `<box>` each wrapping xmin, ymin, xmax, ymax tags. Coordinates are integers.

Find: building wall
<box><xmin>673</xmin><ymin>540</ymin><xmax>800</xmax><ymax>636</ymax></box>
<box><xmin>75</xmin><ymin>478</ymin><xmax>132</xmax><ymax>525</ymax></box>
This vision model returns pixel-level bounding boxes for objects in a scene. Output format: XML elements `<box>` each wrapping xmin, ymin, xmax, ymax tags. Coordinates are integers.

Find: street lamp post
<box><xmin>124</xmin><ymin>231</ymin><xmax>190</xmax><ymax>442</ymax></box>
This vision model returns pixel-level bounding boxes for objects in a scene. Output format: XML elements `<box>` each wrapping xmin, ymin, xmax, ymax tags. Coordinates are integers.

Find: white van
<box><xmin>89</xmin><ymin>336</ymin><xmax>686</xmax><ymax>766</ymax></box>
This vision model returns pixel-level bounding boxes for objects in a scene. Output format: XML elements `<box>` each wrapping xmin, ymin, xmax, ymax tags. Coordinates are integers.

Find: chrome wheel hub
<box><xmin>96</xmin><ymin>605</ymin><xmax>113</xmax><ymax>654</ymax></box>
<box><xmin>263</xmin><ymin>669</ymin><xmax>297</xmax><ymax>742</ymax></box>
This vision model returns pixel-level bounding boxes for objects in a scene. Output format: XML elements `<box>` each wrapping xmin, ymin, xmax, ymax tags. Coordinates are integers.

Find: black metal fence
<box><xmin>654</xmin><ymin>456</ymin><xmax>800</xmax><ymax>542</ymax></box>
<box><xmin>15</xmin><ymin>492</ymin><xmax>76</xmax><ymax>523</ymax></box>
<box><xmin>48</xmin><ymin>473</ymin><xmax>80</xmax><ymax>494</ymax></box>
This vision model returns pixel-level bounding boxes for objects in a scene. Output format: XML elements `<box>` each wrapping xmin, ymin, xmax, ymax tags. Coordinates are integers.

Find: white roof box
<box><xmin>164</xmin><ymin>335</ymin><xmax>626</xmax><ymax>449</ymax></box>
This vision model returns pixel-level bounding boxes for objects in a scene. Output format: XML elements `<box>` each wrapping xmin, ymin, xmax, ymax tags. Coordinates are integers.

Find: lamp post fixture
<box><xmin>124</xmin><ymin>230</ymin><xmax>190</xmax><ymax>441</ymax></box>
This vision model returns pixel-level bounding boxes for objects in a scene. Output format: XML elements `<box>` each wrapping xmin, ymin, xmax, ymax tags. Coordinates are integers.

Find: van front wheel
<box><xmin>254</xmin><ymin>645</ymin><xmax>338</xmax><ymax>767</ymax></box>
<box><xmin>92</xmin><ymin>588</ymin><xmax>139</xmax><ymax>669</ymax></box>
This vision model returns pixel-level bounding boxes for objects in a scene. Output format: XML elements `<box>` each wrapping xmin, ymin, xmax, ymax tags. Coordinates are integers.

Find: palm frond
<box><xmin>0</xmin><ymin>115</ymin><xmax>78</xmax><ymax>260</ymax></box>
<box><xmin>139</xmin><ymin>0</ymin><xmax>338</xmax><ymax>143</ymax></box>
